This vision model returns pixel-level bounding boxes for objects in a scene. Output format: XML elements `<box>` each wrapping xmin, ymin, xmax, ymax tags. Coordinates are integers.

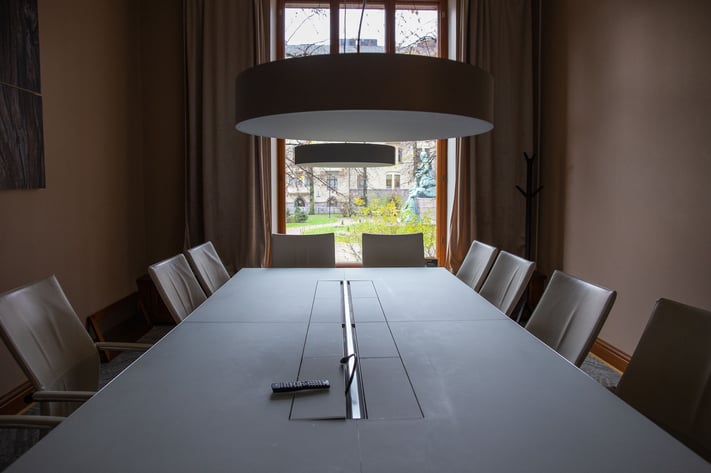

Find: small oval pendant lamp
<box><xmin>294</xmin><ymin>143</ymin><xmax>396</xmax><ymax>168</ymax></box>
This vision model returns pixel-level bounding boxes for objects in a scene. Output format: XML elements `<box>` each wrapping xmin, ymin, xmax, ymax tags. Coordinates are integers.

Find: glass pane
<box><xmin>395</xmin><ymin>7</ymin><xmax>438</xmax><ymax>56</ymax></box>
<box><xmin>285</xmin><ymin>140</ymin><xmax>437</xmax><ymax>264</ymax></box>
<box><xmin>285</xmin><ymin>5</ymin><xmax>331</xmax><ymax>57</ymax></box>
<box><xmin>339</xmin><ymin>4</ymin><xmax>384</xmax><ymax>53</ymax></box>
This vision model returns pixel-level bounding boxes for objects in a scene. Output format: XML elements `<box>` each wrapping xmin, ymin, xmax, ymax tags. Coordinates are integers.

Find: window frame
<box><xmin>385</xmin><ymin>172</ymin><xmax>401</xmax><ymax>189</ymax></box>
<box><xmin>276</xmin><ymin>0</ymin><xmax>449</xmax><ymax>265</ymax></box>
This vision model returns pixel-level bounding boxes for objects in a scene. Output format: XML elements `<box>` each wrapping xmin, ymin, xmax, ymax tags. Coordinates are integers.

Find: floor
<box><xmin>580</xmin><ymin>354</ymin><xmax>622</xmax><ymax>388</ymax></box>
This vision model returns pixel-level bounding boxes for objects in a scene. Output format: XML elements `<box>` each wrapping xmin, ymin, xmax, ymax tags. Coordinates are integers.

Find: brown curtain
<box><xmin>184</xmin><ymin>0</ymin><xmax>272</xmax><ymax>272</ymax></box>
<box><xmin>446</xmin><ymin>0</ymin><xmax>534</xmax><ymax>272</ymax></box>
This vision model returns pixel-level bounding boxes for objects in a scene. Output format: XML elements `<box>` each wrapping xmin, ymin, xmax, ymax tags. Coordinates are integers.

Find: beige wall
<box><xmin>539</xmin><ymin>0</ymin><xmax>711</xmax><ymax>354</ymax></box>
<box><xmin>0</xmin><ymin>0</ymin><xmax>184</xmax><ymax>395</ymax></box>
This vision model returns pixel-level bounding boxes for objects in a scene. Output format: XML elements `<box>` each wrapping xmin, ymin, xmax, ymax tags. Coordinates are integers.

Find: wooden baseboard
<box><xmin>86</xmin><ymin>292</ymin><xmax>150</xmax><ymax>361</ymax></box>
<box><xmin>0</xmin><ymin>380</ymin><xmax>33</xmax><ymax>415</ymax></box>
<box><xmin>591</xmin><ymin>338</ymin><xmax>630</xmax><ymax>373</ymax></box>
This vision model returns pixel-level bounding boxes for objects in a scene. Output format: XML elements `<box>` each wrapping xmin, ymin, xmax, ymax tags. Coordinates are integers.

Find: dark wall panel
<box><xmin>0</xmin><ymin>0</ymin><xmax>41</xmax><ymax>93</ymax></box>
<box><xmin>0</xmin><ymin>0</ymin><xmax>44</xmax><ymax>189</ymax></box>
<box><xmin>0</xmin><ymin>84</ymin><xmax>45</xmax><ymax>188</ymax></box>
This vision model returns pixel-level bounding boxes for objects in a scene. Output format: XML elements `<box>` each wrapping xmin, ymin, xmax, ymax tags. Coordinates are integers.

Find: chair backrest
<box><xmin>615</xmin><ymin>298</ymin><xmax>711</xmax><ymax>462</ymax></box>
<box><xmin>271</xmin><ymin>233</ymin><xmax>336</xmax><ymax>268</ymax></box>
<box><xmin>361</xmin><ymin>233</ymin><xmax>425</xmax><ymax>267</ymax></box>
<box><xmin>455</xmin><ymin>240</ymin><xmax>498</xmax><ymax>291</ymax></box>
<box><xmin>478</xmin><ymin>251</ymin><xmax>535</xmax><ymax>316</ymax></box>
<box><xmin>524</xmin><ymin>270</ymin><xmax>616</xmax><ymax>367</ymax></box>
<box><xmin>148</xmin><ymin>254</ymin><xmax>207</xmax><ymax>323</ymax></box>
<box><xmin>0</xmin><ymin>276</ymin><xmax>99</xmax><ymax>416</ymax></box>
<box><xmin>185</xmin><ymin>241</ymin><xmax>230</xmax><ymax>295</ymax></box>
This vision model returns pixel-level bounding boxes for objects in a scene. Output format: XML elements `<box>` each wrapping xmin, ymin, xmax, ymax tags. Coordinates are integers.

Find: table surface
<box><xmin>6</xmin><ymin>268</ymin><xmax>709</xmax><ymax>472</ymax></box>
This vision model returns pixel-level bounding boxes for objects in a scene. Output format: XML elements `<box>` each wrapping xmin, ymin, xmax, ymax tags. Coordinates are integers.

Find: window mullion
<box><xmin>385</xmin><ymin>0</ymin><xmax>395</xmax><ymax>54</ymax></box>
<box><xmin>330</xmin><ymin>0</ymin><xmax>339</xmax><ymax>54</ymax></box>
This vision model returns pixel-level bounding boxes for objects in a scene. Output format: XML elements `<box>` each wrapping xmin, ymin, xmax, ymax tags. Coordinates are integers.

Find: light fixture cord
<box><xmin>356</xmin><ymin>0</ymin><xmax>367</xmax><ymax>53</ymax></box>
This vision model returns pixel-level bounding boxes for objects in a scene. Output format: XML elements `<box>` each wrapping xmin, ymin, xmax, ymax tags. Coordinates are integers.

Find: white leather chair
<box><xmin>524</xmin><ymin>270</ymin><xmax>616</xmax><ymax>367</ymax></box>
<box><xmin>185</xmin><ymin>241</ymin><xmax>230</xmax><ymax>295</ymax></box>
<box><xmin>271</xmin><ymin>233</ymin><xmax>336</xmax><ymax>268</ymax></box>
<box><xmin>615</xmin><ymin>298</ymin><xmax>711</xmax><ymax>462</ymax></box>
<box><xmin>478</xmin><ymin>251</ymin><xmax>535</xmax><ymax>316</ymax></box>
<box><xmin>455</xmin><ymin>240</ymin><xmax>498</xmax><ymax>292</ymax></box>
<box><xmin>361</xmin><ymin>233</ymin><xmax>425</xmax><ymax>267</ymax></box>
<box><xmin>148</xmin><ymin>254</ymin><xmax>207</xmax><ymax>323</ymax></box>
<box><xmin>0</xmin><ymin>276</ymin><xmax>149</xmax><ymax>421</ymax></box>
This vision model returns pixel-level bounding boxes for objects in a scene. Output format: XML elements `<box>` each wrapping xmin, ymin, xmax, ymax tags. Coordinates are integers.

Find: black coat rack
<box><xmin>516</xmin><ymin>152</ymin><xmax>542</xmax><ymax>261</ymax></box>
<box><xmin>514</xmin><ymin>152</ymin><xmax>542</xmax><ymax>323</ymax></box>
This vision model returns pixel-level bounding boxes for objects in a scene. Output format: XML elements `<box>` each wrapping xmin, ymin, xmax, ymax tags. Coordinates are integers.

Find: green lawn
<box><xmin>286</xmin><ymin>214</ymin><xmax>344</xmax><ymax>228</ymax></box>
<box><xmin>301</xmin><ymin>225</ymin><xmax>343</xmax><ymax>235</ymax></box>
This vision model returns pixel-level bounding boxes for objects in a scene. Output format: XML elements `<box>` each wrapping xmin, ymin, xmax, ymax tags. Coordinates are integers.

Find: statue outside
<box><xmin>404</xmin><ymin>150</ymin><xmax>436</xmax><ymax>221</ymax></box>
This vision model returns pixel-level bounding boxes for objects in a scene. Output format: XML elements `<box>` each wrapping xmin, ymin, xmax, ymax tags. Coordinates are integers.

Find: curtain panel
<box><xmin>446</xmin><ymin>0</ymin><xmax>534</xmax><ymax>272</ymax></box>
<box><xmin>184</xmin><ymin>0</ymin><xmax>272</xmax><ymax>271</ymax></box>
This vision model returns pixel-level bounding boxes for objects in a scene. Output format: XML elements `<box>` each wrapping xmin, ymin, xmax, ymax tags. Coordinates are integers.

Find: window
<box><xmin>278</xmin><ymin>0</ymin><xmax>447</xmax><ymax>264</ymax></box>
<box><xmin>327</xmin><ymin>174</ymin><xmax>338</xmax><ymax>190</ymax></box>
<box><xmin>386</xmin><ymin>172</ymin><xmax>401</xmax><ymax>189</ymax></box>
<box><xmin>356</xmin><ymin>173</ymin><xmax>366</xmax><ymax>189</ymax></box>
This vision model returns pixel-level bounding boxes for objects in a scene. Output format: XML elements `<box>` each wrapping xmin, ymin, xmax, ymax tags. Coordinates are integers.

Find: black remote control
<box><xmin>271</xmin><ymin>379</ymin><xmax>330</xmax><ymax>393</ymax></box>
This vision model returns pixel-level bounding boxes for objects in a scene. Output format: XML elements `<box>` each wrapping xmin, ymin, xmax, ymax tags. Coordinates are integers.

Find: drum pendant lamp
<box><xmin>234</xmin><ymin>53</ymin><xmax>494</xmax><ymax>142</ymax></box>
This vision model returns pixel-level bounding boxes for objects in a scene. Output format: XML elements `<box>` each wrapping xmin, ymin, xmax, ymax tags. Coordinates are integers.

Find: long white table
<box><xmin>6</xmin><ymin>268</ymin><xmax>709</xmax><ymax>472</ymax></box>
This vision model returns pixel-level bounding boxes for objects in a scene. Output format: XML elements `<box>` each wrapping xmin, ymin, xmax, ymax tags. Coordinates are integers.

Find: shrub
<box><xmin>292</xmin><ymin>205</ymin><xmax>308</xmax><ymax>223</ymax></box>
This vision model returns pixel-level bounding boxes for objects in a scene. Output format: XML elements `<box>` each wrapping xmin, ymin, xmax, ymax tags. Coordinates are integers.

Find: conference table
<box><xmin>6</xmin><ymin>268</ymin><xmax>709</xmax><ymax>472</ymax></box>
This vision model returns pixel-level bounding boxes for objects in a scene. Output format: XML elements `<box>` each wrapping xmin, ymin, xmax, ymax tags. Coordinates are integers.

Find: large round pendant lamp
<box><xmin>235</xmin><ymin>54</ymin><xmax>493</xmax><ymax>142</ymax></box>
<box><xmin>295</xmin><ymin>143</ymin><xmax>396</xmax><ymax>168</ymax></box>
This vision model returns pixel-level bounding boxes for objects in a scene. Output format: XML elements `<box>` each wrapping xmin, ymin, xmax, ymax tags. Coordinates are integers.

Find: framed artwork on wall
<box><xmin>0</xmin><ymin>0</ymin><xmax>45</xmax><ymax>189</ymax></box>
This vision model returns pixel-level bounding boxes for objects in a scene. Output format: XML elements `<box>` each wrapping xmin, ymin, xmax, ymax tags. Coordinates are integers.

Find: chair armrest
<box><xmin>31</xmin><ymin>390</ymin><xmax>95</xmax><ymax>403</ymax></box>
<box><xmin>95</xmin><ymin>341</ymin><xmax>152</xmax><ymax>352</ymax></box>
<box><xmin>0</xmin><ymin>415</ymin><xmax>64</xmax><ymax>429</ymax></box>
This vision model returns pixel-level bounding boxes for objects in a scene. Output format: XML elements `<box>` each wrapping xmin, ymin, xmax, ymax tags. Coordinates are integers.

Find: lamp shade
<box><xmin>294</xmin><ymin>143</ymin><xmax>396</xmax><ymax>168</ymax></box>
<box><xmin>235</xmin><ymin>54</ymin><xmax>493</xmax><ymax>142</ymax></box>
